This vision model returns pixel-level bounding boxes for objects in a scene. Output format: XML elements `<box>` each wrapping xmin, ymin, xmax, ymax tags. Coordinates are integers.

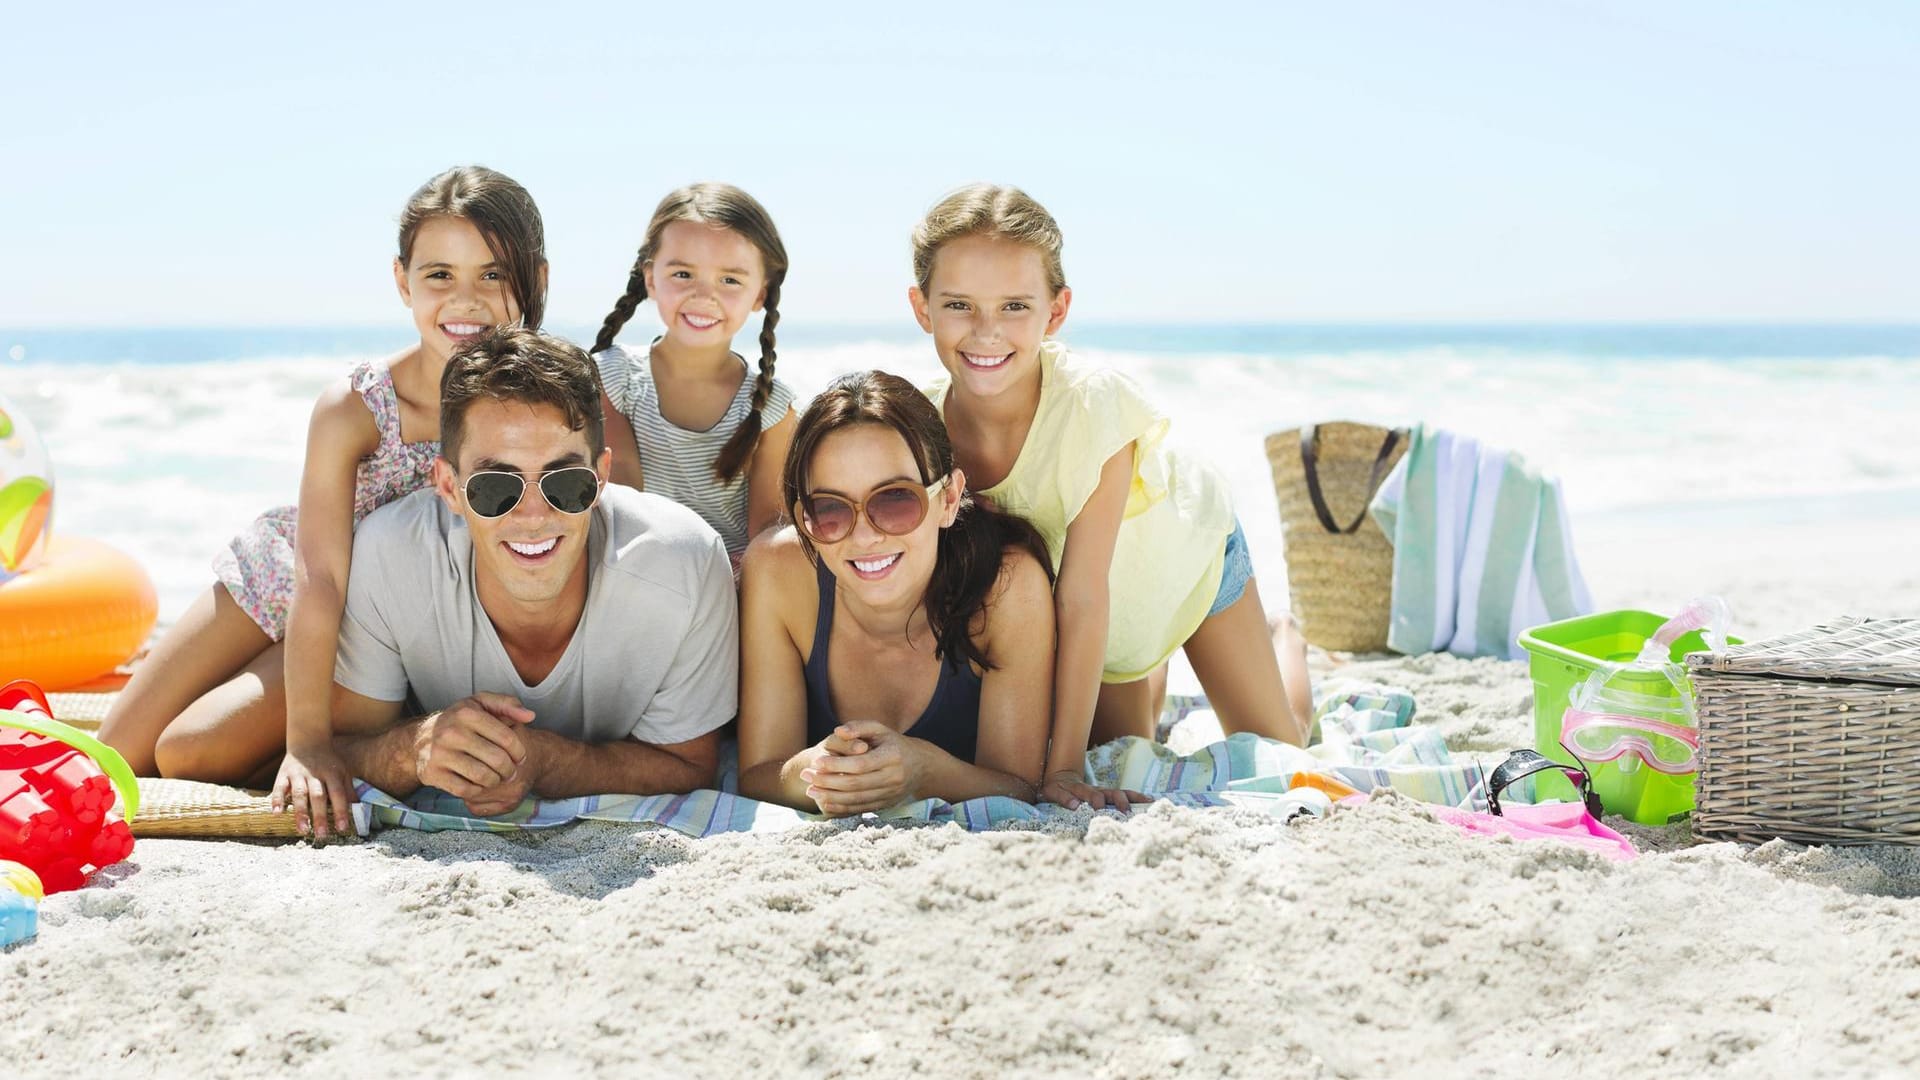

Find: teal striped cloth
<box><xmin>1369</xmin><ymin>424</ymin><xmax>1592</xmax><ymax>659</ymax></box>
<box><xmin>349</xmin><ymin>684</ymin><xmax>1533</xmax><ymax>835</ymax></box>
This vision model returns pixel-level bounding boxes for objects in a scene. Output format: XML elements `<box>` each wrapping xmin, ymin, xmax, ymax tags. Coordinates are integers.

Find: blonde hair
<box><xmin>910</xmin><ymin>184</ymin><xmax>1066</xmax><ymax>296</ymax></box>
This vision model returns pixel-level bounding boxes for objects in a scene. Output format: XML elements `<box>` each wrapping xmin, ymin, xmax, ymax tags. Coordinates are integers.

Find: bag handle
<box><xmin>1299</xmin><ymin>424</ymin><xmax>1406</xmax><ymax>535</ymax></box>
<box><xmin>1486</xmin><ymin>748</ymin><xmax>1601</xmax><ymax>819</ymax></box>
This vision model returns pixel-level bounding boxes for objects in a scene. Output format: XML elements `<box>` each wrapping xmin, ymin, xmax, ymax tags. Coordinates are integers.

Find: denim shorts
<box><xmin>1206</xmin><ymin>519</ymin><xmax>1253</xmax><ymax>618</ymax></box>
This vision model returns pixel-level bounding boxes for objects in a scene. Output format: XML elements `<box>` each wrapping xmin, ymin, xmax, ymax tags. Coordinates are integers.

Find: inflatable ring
<box><xmin>0</xmin><ymin>537</ymin><xmax>157</xmax><ymax>690</ymax></box>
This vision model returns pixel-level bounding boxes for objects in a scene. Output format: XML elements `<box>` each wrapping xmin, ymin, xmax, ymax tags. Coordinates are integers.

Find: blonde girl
<box><xmin>908</xmin><ymin>184</ymin><xmax>1313</xmax><ymax>810</ymax></box>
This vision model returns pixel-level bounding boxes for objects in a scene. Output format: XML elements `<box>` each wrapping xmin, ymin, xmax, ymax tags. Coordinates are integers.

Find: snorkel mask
<box><xmin>1559</xmin><ymin>598</ymin><xmax>1730</xmax><ymax>777</ymax></box>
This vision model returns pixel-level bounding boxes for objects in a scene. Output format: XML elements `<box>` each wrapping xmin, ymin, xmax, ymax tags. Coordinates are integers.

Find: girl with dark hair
<box><xmin>591</xmin><ymin>183</ymin><xmax>797</xmax><ymax>566</ymax></box>
<box><xmin>736</xmin><ymin>370</ymin><xmax>1056</xmax><ymax>815</ymax></box>
<box><xmin>98</xmin><ymin>165</ymin><xmax>549</xmax><ymax>840</ymax></box>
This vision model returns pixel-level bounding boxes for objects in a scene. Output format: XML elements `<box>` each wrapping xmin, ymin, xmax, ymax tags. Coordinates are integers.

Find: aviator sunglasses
<box><xmin>462</xmin><ymin>466</ymin><xmax>603</xmax><ymax>519</ymax></box>
<box><xmin>798</xmin><ymin>477</ymin><xmax>949</xmax><ymax>544</ymax></box>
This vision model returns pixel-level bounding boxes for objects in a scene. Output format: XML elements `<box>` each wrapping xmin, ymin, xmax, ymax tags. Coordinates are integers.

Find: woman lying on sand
<box><xmin>735</xmin><ymin>370</ymin><xmax>1059</xmax><ymax>815</ymax></box>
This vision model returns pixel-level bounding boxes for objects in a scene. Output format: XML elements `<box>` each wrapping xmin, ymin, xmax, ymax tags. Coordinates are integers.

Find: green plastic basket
<box><xmin>1516</xmin><ymin>610</ymin><xmax>1737</xmax><ymax>825</ymax></box>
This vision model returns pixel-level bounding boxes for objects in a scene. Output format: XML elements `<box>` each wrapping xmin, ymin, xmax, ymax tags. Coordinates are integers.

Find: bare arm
<box><xmin>963</xmin><ymin>546</ymin><xmax>1056</xmax><ymax>798</ymax></box>
<box><xmin>518</xmin><ymin>727</ymin><xmax>720</xmax><ymax>799</ymax></box>
<box><xmin>802</xmin><ymin>720</ymin><xmax>1035</xmax><ymax>816</ymax></box>
<box><xmin>283</xmin><ymin>383</ymin><xmax>382</xmax><ymax>751</ymax></box>
<box><xmin>331</xmin><ymin>676</ymin><xmax>710</xmax><ymax>810</ymax></box>
<box><xmin>744</xmin><ymin>405</ymin><xmax>797</xmax><ymax>543</ymax></box>
<box><xmin>328</xmin><ymin>684</ymin><xmax>421</xmax><ymax>797</ymax></box>
<box><xmin>1046</xmin><ymin>443</ymin><xmax>1135</xmax><ymax>779</ymax></box>
<box><xmin>331</xmin><ymin>686</ymin><xmax>530</xmax><ymax>803</ymax></box>
<box><xmin>602</xmin><ymin>388</ymin><xmax>645</xmax><ymax>491</ymax></box>
<box><xmin>735</xmin><ymin>530</ymin><xmax>825</xmax><ymax>810</ymax></box>
<box><xmin>800</xmin><ymin>549</ymin><xmax>1057</xmax><ymax>815</ymax></box>
<box><xmin>271</xmin><ymin>382</ymin><xmax>382</xmax><ymax>838</ymax></box>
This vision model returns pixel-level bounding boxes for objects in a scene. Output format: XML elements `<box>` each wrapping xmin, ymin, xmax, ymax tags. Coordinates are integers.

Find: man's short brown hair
<box><xmin>439</xmin><ymin>328</ymin><xmax>605</xmax><ymax>468</ymax></box>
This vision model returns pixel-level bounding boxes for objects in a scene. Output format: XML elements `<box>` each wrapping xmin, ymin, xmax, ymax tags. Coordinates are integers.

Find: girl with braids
<box><xmin>590</xmin><ymin>183</ymin><xmax>797</xmax><ymax>565</ymax></box>
<box><xmin>98</xmin><ymin>165</ymin><xmax>548</xmax><ymax>841</ymax></box>
<box><xmin>909</xmin><ymin>184</ymin><xmax>1315</xmax><ymax>813</ymax></box>
<box><xmin>736</xmin><ymin>370</ymin><xmax>1056</xmax><ymax>815</ymax></box>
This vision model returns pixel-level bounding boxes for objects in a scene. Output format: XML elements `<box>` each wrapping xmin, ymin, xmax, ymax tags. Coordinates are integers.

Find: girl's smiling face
<box><xmin>644</xmin><ymin>221</ymin><xmax>767</xmax><ymax>349</ymax></box>
<box><xmin>395</xmin><ymin>215</ymin><xmax>522</xmax><ymax>364</ymax></box>
<box><xmin>910</xmin><ymin>233</ymin><xmax>1071</xmax><ymax>401</ymax></box>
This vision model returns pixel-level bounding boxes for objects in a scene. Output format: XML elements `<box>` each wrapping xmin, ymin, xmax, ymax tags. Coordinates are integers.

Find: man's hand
<box><xmin>462</xmin><ymin>727</ymin><xmax>555</xmax><ymax>818</ymax></box>
<box><xmin>801</xmin><ymin>721</ymin><xmax>924</xmax><ymax>816</ymax></box>
<box><xmin>412</xmin><ymin>693</ymin><xmax>535</xmax><ymax>804</ymax></box>
<box><xmin>462</xmin><ymin>765</ymin><xmax>536</xmax><ymax>818</ymax></box>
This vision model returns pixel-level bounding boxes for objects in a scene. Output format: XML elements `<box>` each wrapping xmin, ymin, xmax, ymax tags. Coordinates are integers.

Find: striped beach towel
<box><xmin>350</xmin><ymin>684</ymin><xmax>1533</xmax><ymax>836</ymax></box>
<box><xmin>1369</xmin><ymin>424</ymin><xmax>1592</xmax><ymax>660</ymax></box>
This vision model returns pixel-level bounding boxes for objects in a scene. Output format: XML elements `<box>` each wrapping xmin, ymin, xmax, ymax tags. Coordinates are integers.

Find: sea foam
<box><xmin>6</xmin><ymin>336</ymin><xmax>1916</xmax><ymax>622</ymax></box>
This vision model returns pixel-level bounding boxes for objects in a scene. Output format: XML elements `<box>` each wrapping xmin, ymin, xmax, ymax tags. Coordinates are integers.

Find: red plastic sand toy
<box><xmin>0</xmin><ymin>680</ymin><xmax>136</xmax><ymax>894</ymax></box>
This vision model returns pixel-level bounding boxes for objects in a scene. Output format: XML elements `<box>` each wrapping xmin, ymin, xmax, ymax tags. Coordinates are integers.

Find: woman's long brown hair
<box><xmin>783</xmin><ymin>370</ymin><xmax>1053</xmax><ymax>672</ymax></box>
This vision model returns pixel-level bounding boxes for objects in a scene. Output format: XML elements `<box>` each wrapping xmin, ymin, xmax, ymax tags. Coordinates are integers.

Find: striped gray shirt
<box><xmin>595</xmin><ymin>343</ymin><xmax>796</xmax><ymax>560</ymax></box>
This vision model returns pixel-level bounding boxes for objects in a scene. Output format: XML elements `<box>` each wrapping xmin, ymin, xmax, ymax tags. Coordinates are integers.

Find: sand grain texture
<box><xmin>5</xmin><ymin>515</ymin><xmax>1919</xmax><ymax>1078</ymax></box>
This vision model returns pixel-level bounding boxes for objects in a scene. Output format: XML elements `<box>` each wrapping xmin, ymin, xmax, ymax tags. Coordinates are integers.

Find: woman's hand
<box><xmin>1038</xmin><ymin>770</ymin><xmax>1151</xmax><ymax>813</ymax></box>
<box><xmin>801</xmin><ymin>721</ymin><xmax>925</xmax><ymax>816</ymax></box>
<box><xmin>272</xmin><ymin>739</ymin><xmax>358</xmax><ymax>841</ymax></box>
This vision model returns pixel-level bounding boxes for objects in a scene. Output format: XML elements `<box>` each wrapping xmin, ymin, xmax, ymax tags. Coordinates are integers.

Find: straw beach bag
<box><xmin>1265</xmin><ymin>422</ymin><xmax>1408</xmax><ymax>652</ymax></box>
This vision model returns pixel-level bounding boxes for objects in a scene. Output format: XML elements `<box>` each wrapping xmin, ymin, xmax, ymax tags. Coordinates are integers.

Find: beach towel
<box><xmin>1368</xmin><ymin>424</ymin><xmax>1592</xmax><ymax>659</ymax></box>
<box><xmin>349</xmin><ymin>685</ymin><xmax>1538</xmax><ymax>836</ymax></box>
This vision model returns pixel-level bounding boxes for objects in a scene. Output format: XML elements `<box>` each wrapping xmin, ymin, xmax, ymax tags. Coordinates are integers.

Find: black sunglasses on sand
<box><xmin>463</xmin><ymin>467</ymin><xmax>602</xmax><ymax>519</ymax></box>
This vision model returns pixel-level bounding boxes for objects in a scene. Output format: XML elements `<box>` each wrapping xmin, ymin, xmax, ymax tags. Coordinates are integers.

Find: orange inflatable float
<box><xmin>0</xmin><ymin>392</ymin><xmax>157</xmax><ymax>690</ymax></box>
<box><xmin>0</xmin><ymin>537</ymin><xmax>157</xmax><ymax>690</ymax></box>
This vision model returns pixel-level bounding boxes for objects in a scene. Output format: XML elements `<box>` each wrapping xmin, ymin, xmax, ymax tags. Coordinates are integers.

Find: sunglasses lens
<box><xmin>803</xmin><ymin>496</ymin><xmax>854</xmax><ymax>542</ymax></box>
<box><xmin>466</xmin><ymin>473</ymin><xmax>525</xmax><ymax>518</ymax></box>
<box><xmin>539</xmin><ymin>468</ymin><xmax>600</xmax><ymax>515</ymax></box>
<box><xmin>867</xmin><ymin>486</ymin><xmax>928</xmax><ymax>535</ymax></box>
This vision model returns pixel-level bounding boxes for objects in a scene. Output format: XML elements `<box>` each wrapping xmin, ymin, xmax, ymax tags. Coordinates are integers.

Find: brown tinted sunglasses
<box><xmin>797</xmin><ymin>477</ymin><xmax>948</xmax><ymax>544</ymax></box>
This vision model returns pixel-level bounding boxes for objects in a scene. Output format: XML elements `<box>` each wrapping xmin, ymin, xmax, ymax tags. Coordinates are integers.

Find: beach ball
<box><xmin>0</xmin><ymin>392</ymin><xmax>54</xmax><ymax>583</ymax></box>
<box><xmin>1</xmin><ymin>859</ymin><xmax>41</xmax><ymax>901</ymax></box>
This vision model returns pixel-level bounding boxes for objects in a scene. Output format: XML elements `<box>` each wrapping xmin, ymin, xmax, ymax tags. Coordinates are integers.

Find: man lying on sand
<box><xmin>305</xmin><ymin>327</ymin><xmax>737</xmax><ymax>831</ymax></box>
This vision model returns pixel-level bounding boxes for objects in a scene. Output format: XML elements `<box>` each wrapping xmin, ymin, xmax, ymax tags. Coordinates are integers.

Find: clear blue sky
<box><xmin>4</xmin><ymin>1</ymin><xmax>1914</xmax><ymax>326</ymax></box>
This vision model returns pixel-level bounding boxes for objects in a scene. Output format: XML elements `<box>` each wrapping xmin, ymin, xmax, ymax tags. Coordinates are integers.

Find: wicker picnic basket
<box><xmin>1689</xmin><ymin>617</ymin><xmax>1920</xmax><ymax>846</ymax></box>
<box><xmin>1265</xmin><ymin>422</ymin><xmax>1408</xmax><ymax>652</ymax></box>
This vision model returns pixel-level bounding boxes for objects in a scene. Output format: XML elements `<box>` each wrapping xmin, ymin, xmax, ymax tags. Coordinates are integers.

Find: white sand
<box><xmin>6</xmin><ymin>509</ymin><xmax>1919</xmax><ymax>1078</ymax></box>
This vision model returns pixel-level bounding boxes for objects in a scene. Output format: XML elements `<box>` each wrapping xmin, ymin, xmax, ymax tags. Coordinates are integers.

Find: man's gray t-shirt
<box><xmin>335</xmin><ymin>486</ymin><xmax>737</xmax><ymax>746</ymax></box>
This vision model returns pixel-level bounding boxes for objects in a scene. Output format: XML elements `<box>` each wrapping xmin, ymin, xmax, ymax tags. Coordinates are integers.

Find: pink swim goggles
<box><xmin>1559</xmin><ymin>707</ymin><xmax>1699</xmax><ymax>775</ymax></box>
<box><xmin>1557</xmin><ymin>597</ymin><xmax>1729</xmax><ymax>777</ymax></box>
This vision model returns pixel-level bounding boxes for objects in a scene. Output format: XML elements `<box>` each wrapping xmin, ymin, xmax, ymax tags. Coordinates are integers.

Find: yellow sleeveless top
<box><xmin>928</xmin><ymin>341</ymin><xmax>1234</xmax><ymax>683</ymax></box>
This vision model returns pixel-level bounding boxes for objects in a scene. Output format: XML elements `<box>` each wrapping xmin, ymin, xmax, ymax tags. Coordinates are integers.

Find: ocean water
<box><xmin>4</xmin><ymin>323</ymin><xmax>1917</xmax><ymax>623</ymax></box>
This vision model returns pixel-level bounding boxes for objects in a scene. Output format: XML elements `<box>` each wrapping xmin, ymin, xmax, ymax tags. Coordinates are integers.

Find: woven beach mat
<box><xmin>134</xmin><ymin>778</ymin><xmax>369</xmax><ymax>840</ymax></box>
<box><xmin>1265</xmin><ymin>422</ymin><xmax>1408</xmax><ymax>652</ymax></box>
<box><xmin>38</xmin><ymin>687</ymin><xmax>367</xmax><ymax>841</ymax></box>
<box><xmin>46</xmin><ymin>690</ymin><xmax>115</xmax><ymax>731</ymax></box>
<box><xmin>1690</xmin><ymin>618</ymin><xmax>1920</xmax><ymax>846</ymax></box>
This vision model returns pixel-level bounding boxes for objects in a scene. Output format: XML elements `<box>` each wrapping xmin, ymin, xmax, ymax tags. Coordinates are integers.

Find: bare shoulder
<box><xmin>740</xmin><ymin>526</ymin><xmax>818</xmax><ymax>648</ymax></box>
<box><xmin>972</xmin><ymin>544</ymin><xmax>1053</xmax><ymax>672</ymax></box>
<box><xmin>741</xmin><ymin>527</ymin><xmax>817</xmax><ymax>598</ymax></box>
<box><xmin>308</xmin><ymin>375</ymin><xmax>380</xmax><ymax>455</ymax></box>
<box><xmin>987</xmin><ymin>544</ymin><xmax>1054</xmax><ymax>614</ymax></box>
